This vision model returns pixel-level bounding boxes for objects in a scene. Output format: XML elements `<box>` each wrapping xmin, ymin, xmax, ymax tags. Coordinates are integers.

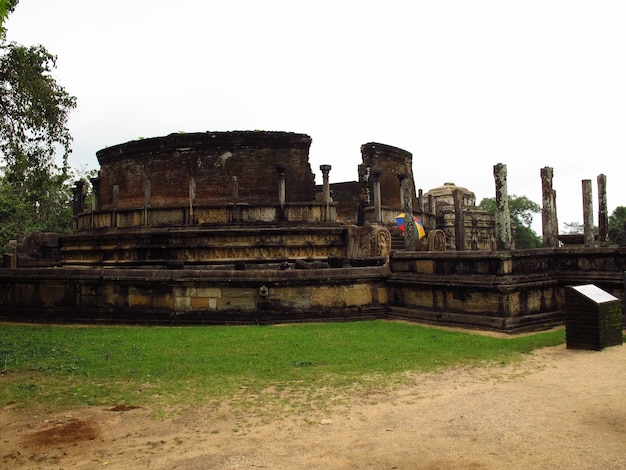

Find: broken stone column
<box><xmin>453</xmin><ymin>189</ymin><xmax>466</xmax><ymax>251</ymax></box>
<box><xmin>582</xmin><ymin>179</ymin><xmax>594</xmax><ymax>247</ymax></box>
<box><xmin>320</xmin><ymin>164</ymin><xmax>333</xmax><ymax>222</ymax></box>
<box><xmin>493</xmin><ymin>163</ymin><xmax>512</xmax><ymax>250</ymax></box>
<box><xmin>417</xmin><ymin>189</ymin><xmax>424</xmax><ymax>212</ymax></box>
<box><xmin>541</xmin><ymin>167</ymin><xmax>558</xmax><ymax>247</ymax></box>
<box><xmin>371</xmin><ymin>168</ymin><xmax>382</xmax><ymax>224</ymax></box>
<box><xmin>597</xmin><ymin>174</ymin><xmax>608</xmax><ymax>246</ymax></box>
<box><xmin>399</xmin><ymin>173</ymin><xmax>415</xmax><ymax>251</ymax></box>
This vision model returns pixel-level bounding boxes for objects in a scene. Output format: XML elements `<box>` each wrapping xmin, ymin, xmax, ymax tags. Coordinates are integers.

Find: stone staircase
<box><xmin>391</xmin><ymin>233</ymin><xmax>405</xmax><ymax>252</ymax></box>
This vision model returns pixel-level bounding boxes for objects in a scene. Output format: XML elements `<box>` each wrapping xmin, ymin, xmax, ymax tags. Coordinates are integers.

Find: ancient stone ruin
<box><xmin>63</xmin><ymin>131</ymin><xmax>479</xmax><ymax>268</ymax></box>
<box><xmin>66</xmin><ymin>131</ymin><xmax>353</xmax><ymax>268</ymax></box>
<box><xmin>1</xmin><ymin>131</ymin><xmax>624</xmax><ymax>332</ymax></box>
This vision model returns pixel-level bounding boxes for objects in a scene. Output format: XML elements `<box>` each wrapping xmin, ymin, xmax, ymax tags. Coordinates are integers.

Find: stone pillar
<box><xmin>428</xmin><ymin>194</ymin><xmax>435</xmax><ymax>215</ymax></box>
<box><xmin>232</xmin><ymin>176</ymin><xmax>239</xmax><ymax>202</ymax></box>
<box><xmin>276</xmin><ymin>163</ymin><xmax>286</xmax><ymax>221</ymax></box>
<box><xmin>232</xmin><ymin>176</ymin><xmax>240</xmax><ymax>224</ymax></box>
<box><xmin>418</xmin><ymin>189</ymin><xmax>424</xmax><ymax>212</ymax></box>
<box><xmin>493</xmin><ymin>163</ymin><xmax>512</xmax><ymax>250</ymax></box>
<box><xmin>188</xmin><ymin>178</ymin><xmax>196</xmax><ymax>224</ymax></box>
<box><xmin>144</xmin><ymin>180</ymin><xmax>151</xmax><ymax>226</ymax></box>
<box><xmin>597</xmin><ymin>174</ymin><xmax>608</xmax><ymax>246</ymax></box>
<box><xmin>112</xmin><ymin>184</ymin><xmax>119</xmax><ymax>227</ymax></box>
<box><xmin>582</xmin><ymin>179</ymin><xmax>594</xmax><ymax>247</ymax></box>
<box><xmin>320</xmin><ymin>164</ymin><xmax>333</xmax><ymax>222</ymax></box>
<box><xmin>371</xmin><ymin>168</ymin><xmax>382</xmax><ymax>224</ymax></box>
<box><xmin>453</xmin><ymin>189</ymin><xmax>466</xmax><ymax>251</ymax></box>
<box><xmin>399</xmin><ymin>173</ymin><xmax>415</xmax><ymax>251</ymax></box>
<box><xmin>72</xmin><ymin>180</ymin><xmax>85</xmax><ymax>216</ymax></box>
<box><xmin>90</xmin><ymin>176</ymin><xmax>100</xmax><ymax>211</ymax></box>
<box><xmin>89</xmin><ymin>177</ymin><xmax>98</xmax><ymax>229</ymax></box>
<box><xmin>541</xmin><ymin>167</ymin><xmax>558</xmax><ymax>247</ymax></box>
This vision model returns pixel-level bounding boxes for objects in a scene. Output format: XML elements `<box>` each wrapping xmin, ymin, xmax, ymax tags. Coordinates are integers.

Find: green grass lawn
<box><xmin>0</xmin><ymin>320</ymin><xmax>565</xmax><ymax>413</ymax></box>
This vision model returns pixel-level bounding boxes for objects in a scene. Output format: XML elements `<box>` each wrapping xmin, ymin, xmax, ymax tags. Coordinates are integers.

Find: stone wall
<box><xmin>94</xmin><ymin>131</ymin><xmax>316</xmax><ymax>211</ymax></box>
<box><xmin>388</xmin><ymin>247</ymin><xmax>626</xmax><ymax>332</ymax></box>
<box><xmin>2</xmin><ymin>247</ymin><xmax>624</xmax><ymax>332</ymax></box>
<box><xmin>438</xmin><ymin>206</ymin><xmax>495</xmax><ymax>250</ymax></box>
<box><xmin>61</xmin><ymin>226</ymin><xmax>349</xmax><ymax>267</ymax></box>
<box><xmin>359</xmin><ymin>142</ymin><xmax>417</xmax><ymax>210</ymax></box>
<box><xmin>0</xmin><ymin>267</ymin><xmax>389</xmax><ymax>325</ymax></box>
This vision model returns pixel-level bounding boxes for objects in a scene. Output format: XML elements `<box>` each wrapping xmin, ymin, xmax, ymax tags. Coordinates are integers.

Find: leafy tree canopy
<box><xmin>0</xmin><ymin>0</ymin><xmax>18</xmax><ymax>38</ymax></box>
<box><xmin>0</xmin><ymin>42</ymin><xmax>76</xmax><ymax>181</ymax></box>
<box><xmin>479</xmin><ymin>194</ymin><xmax>542</xmax><ymax>249</ymax></box>
<box><xmin>0</xmin><ymin>1</ymin><xmax>78</xmax><ymax>253</ymax></box>
<box><xmin>561</xmin><ymin>222</ymin><xmax>583</xmax><ymax>235</ymax></box>
<box><xmin>608</xmin><ymin>206</ymin><xmax>626</xmax><ymax>245</ymax></box>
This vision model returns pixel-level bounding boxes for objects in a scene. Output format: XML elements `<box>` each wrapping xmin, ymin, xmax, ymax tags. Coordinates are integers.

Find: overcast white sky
<box><xmin>6</xmin><ymin>1</ymin><xmax>626</xmax><ymax>232</ymax></box>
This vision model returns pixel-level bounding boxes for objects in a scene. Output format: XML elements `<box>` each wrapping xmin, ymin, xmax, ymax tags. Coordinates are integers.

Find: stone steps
<box><xmin>391</xmin><ymin>233</ymin><xmax>405</xmax><ymax>251</ymax></box>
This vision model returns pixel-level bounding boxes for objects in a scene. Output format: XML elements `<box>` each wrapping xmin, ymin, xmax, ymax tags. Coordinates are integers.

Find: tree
<box><xmin>479</xmin><ymin>195</ymin><xmax>542</xmax><ymax>249</ymax></box>
<box><xmin>0</xmin><ymin>0</ymin><xmax>18</xmax><ymax>40</ymax></box>
<box><xmin>0</xmin><ymin>43</ymin><xmax>76</xmax><ymax>179</ymax></box>
<box><xmin>608</xmin><ymin>206</ymin><xmax>626</xmax><ymax>245</ymax></box>
<box><xmin>0</xmin><ymin>1</ymin><xmax>77</xmax><ymax>253</ymax></box>
<box><xmin>561</xmin><ymin>222</ymin><xmax>583</xmax><ymax>235</ymax></box>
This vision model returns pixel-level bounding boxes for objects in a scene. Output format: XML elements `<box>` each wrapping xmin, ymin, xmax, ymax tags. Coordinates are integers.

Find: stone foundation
<box><xmin>0</xmin><ymin>266</ymin><xmax>389</xmax><ymax>325</ymax></box>
<box><xmin>2</xmin><ymin>247</ymin><xmax>624</xmax><ymax>332</ymax></box>
<box><xmin>387</xmin><ymin>247</ymin><xmax>626</xmax><ymax>332</ymax></box>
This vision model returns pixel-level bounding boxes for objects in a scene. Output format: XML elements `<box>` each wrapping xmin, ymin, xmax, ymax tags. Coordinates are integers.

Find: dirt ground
<box><xmin>1</xmin><ymin>339</ymin><xmax>625</xmax><ymax>470</ymax></box>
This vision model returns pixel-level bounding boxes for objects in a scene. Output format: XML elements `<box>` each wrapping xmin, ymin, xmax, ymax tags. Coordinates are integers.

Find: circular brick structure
<box><xmin>94</xmin><ymin>131</ymin><xmax>315</xmax><ymax>211</ymax></box>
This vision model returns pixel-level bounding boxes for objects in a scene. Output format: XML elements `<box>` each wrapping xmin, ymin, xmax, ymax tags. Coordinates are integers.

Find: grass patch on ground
<box><xmin>0</xmin><ymin>320</ymin><xmax>565</xmax><ymax>413</ymax></box>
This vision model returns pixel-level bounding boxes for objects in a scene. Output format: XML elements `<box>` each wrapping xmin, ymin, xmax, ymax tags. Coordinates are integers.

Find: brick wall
<box><xmin>95</xmin><ymin>131</ymin><xmax>316</xmax><ymax>211</ymax></box>
<box><xmin>360</xmin><ymin>142</ymin><xmax>417</xmax><ymax>209</ymax></box>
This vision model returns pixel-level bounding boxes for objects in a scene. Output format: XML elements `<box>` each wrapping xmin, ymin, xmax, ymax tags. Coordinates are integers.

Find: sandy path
<box><xmin>1</xmin><ymin>342</ymin><xmax>625</xmax><ymax>469</ymax></box>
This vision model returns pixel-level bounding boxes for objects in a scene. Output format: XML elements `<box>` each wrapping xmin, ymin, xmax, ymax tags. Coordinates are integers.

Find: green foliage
<box><xmin>0</xmin><ymin>169</ymin><xmax>73</xmax><ymax>252</ymax></box>
<box><xmin>0</xmin><ymin>0</ymin><xmax>18</xmax><ymax>39</ymax></box>
<box><xmin>514</xmin><ymin>225</ymin><xmax>542</xmax><ymax>249</ymax></box>
<box><xmin>0</xmin><ymin>42</ymin><xmax>76</xmax><ymax>177</ymax></box>
<box><xmin>0</xmin><ymin>3</ymin><xmax>78</xmax><ymax>253</ymax></box>
<box><xmin>479</xmin><ymin>194</ymin><xmax>542</xmax><ymax>248</ymax></box>
<box><xmin>608</xmin><ymin>206</ymin><xmax>626</xmax><ymax>245</ymax></box>
<box><xmin>0</xmin><ymin>321</ymin><xmax>565</xmax><ymax>412</ymax></box>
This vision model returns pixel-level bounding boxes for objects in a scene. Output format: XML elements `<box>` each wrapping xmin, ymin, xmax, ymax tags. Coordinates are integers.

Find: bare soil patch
<box><xmin>1</xmin><ymin>342</ymin><xmax>625</xmax><ymax>469</ymax></box>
